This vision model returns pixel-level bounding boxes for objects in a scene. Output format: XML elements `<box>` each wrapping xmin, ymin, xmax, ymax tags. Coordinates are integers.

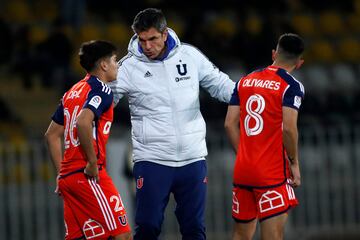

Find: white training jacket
<box><xmin>109</xmin><ymin>28</ymin><xmax>235</xmax><ymax>167</ymax></box>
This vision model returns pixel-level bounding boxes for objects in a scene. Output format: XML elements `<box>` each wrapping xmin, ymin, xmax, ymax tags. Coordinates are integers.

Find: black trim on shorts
<box><xmin>232</xmin><ymin>216</ymin><xmax>256</xmax><ymax>223</ymax></box>
<box><xmin>233</xmin><ymin>179</ymin><xmax>287</xmax><ymax>190</ymax></box>
<box><xmin>70</xmin><ymin>236</ymin><xmax>85</xmax><ymax>240</ymax></box>
<box><xmin>59</xmin><ymin>165</ymin><xmax>103</xmax><ymax>179</ymax></box>
<box><xmin>259</xmin><ymin>206</ymin><xmax>291</xmax><ymax>222</ymax></box>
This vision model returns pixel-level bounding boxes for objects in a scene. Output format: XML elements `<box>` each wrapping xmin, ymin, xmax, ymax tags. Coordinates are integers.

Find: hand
<box><xmin>84</xmin><ymin>161</ymin><xmax>99</xmax><ymax>182</ymax></box>
<box><xmin>55</xmin><ymin>175</ymin><xmax>61</xmax><ymax>196</ymax></box>
<box><xmin>289</xmin><ymin>161</ymin><xmax>301</xmax><ymax>188</ymax></box>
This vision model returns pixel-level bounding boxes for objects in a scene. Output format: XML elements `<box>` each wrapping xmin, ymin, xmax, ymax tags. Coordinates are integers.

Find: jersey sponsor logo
<box><xmin>259</xmin><ymin>190</ymin><xmax>285</xmax><ymax>213</ymax></box>
<box><xmin>136</xmin><ymin>177</ymin><xmax>144</xmax><ymax>189</ymax></box>
<box><xmin>294</xmin><ymin>96</ymin><xmax>302</xmax><ymax>108</ymax></box>
<box><xmin>175</xmin><ymin>76</ymin><xmax>191</xmax><ymax>82</ymax></box>
<box><xmin>83</xmin><ymin>219</ymin><xmax>105</xmax><ymax>239</ymax></box>
<box><xmin>232</xmin><ymin>191</ymin><xmax>240</xmax><ymax>214</ymax></box>
<box><xmin>67</xmin><ymin>89</ymin><xmax>82</xmax><ymax>99</ymax></box>
<box><xmin>176</xmin><ymin>62</ymin><xmax>187</xmax><ymax>76</ymax></box>
<box><xmin>89</xmin><ymin>95</ymin><xmax>102</xmax><ymax>109</ymax></box>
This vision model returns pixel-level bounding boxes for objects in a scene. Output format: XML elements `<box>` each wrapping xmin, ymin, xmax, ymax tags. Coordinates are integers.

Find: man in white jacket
<box><xmin>110</xmin><ymin>8</ymin><xmax>235</xmax><ymax>240</ymax></box>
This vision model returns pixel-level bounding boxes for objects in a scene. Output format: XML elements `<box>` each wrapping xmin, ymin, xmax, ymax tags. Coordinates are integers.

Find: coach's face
<box><xmin>138</xmin><ymin>27</ymin><xmax>167</xmax><ymax>60</ymax></box>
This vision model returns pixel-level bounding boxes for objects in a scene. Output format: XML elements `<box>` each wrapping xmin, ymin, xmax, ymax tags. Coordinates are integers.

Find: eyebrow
<box><xmin>139</xmin><ymin>35</ymin><xmax>159</xmax><ymax>41</ymax></box>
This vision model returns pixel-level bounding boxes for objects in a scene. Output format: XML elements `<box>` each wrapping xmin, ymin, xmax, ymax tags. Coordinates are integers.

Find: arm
<box><xmin>224</xmin><ymin>105</ymin><xmax>240</xmax><ymax>153</ymax></box>
<box><xmin>44</xmin><ymin>121</ymin><xmax>64</xmax><ymax>174</ymax></box>
<box><xmin>76</xmin><ymin>108</ymin><xmax>98</xmax><ymax>180</ymax></box>
<box><xmin>189</xmin><ymin>46</ymin><xmax>235</xmax><ymax>103</ymax></box>
<box><xmin>283</xmin><ymin>106</ymin><xmax>300</xmax><ymax>187</ymax></box>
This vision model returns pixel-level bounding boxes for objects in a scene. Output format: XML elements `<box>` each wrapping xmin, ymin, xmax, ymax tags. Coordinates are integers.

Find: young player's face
<box><xmin>106</xmin><ymin>54</ymin><xmax>118</xmax><ymax>82</ymax></box>
<box><xmin>137</xmin><ymin>27</ymin><xmax>167</xmax><ymax>59</ymax></box>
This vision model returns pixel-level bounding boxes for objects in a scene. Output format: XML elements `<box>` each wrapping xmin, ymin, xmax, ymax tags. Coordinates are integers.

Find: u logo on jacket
<box><xmin>176</xmin><ymin>63</ymin><xmax>187</xmax><ymax>76</ymax></box>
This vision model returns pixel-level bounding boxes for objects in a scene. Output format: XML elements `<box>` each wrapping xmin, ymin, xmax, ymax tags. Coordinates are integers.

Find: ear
<box><xmin>272</xmin><ymin>50</ymin><xmax>276</xmax><ymax>61</ymax></box>
<box><xmin>295</xmin><ymin>59</ymin><xmax>304</xmax><ymax>69</ymax></box>
<box><xmin>99</xmin><ymin>59</ymin><xmax>108</xmax><ymax>71</ymax></box>
<box><xmin>162</xmin><ymin>29</ymin><xmax>168</xmax><ymax>41</ymax></box>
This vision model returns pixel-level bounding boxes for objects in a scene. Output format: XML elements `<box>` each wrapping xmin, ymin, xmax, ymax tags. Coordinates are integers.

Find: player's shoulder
<box><xmin>87</xmin><ymin>76</ymin><xmax>112</xmax><ymax>96</ymax></box>
<box><xmin>276</xmin><ymin>68</ymin><xmax>304</xmax><ymax>93</ymax></box>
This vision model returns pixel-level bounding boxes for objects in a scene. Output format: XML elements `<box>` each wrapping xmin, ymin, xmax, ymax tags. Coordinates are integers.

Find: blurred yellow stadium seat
<box><xmin>33</xmin><ymin>0</ymin><xmax>58</xmax><ymax>22</ymax></box>
<box><xmin>337</xmin><ymin>37</ymin><xmax>360</xmax><ymax>63</ymax></box>
<box><xmin>310</xmin><ymin>39</ymin><xmax>336</xmax><ymax>63</ymax></box>
<box><xmin>291</xmin><ymin>14</ymin><xmax>317</xmax><ymax>37</ymax></box>
<box><xmin>244</xmin><ymin>14</ymin><xmax>263</xmax><ymax>35</ymax></box>
<box><xmin>347</xmin><ymin>14</ymin><xmax>360</xmax><ymax>33</ymax></box>
<box><xmin>78</xmin><ymin>23</ymin><xmax>104</xmax><ymax>45</ymax></box>
<box><xmin>210</xmin><ymin>17</ymin><xmax>237</xmax><ymax>38</ymax></box>
<box><xmin>29</xmin><ymin>25</ymin><xmax>49</xmax><ymax>45</ymax></box>
<box><xmin>4</xmin><ymin>0</ymin><xmax>33</xmax><ymax>23</ymax></box>
<box><xmin>105</xmin><ymin>22</ymin><xmax>132</xmax><ymax>48</ymax></box>
<box><xmin>318</xmin><ymin>11</ymin><xmax>344</xmax><ymax>36</ymax></box>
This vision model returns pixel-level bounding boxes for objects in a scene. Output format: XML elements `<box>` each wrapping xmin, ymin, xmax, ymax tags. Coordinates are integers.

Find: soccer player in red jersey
<box><xmin>225</xmin><ymin>33</ymin><xmax>305</xmax><ymax>240</ymax></box>
<box><xmin>45</xmin><ymin>40</ymin><xmax>132</xmax><ymax>240</ymax></box>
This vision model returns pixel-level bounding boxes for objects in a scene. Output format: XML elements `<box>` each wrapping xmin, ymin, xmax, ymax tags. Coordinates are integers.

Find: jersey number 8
<box><xmin>244</xmin><ymin>94</ymin><xmax>265</xmax><ymax>136</ymax></box>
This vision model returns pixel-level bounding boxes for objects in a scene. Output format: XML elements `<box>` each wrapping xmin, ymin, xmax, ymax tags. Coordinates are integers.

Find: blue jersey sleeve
<box><xmin>51</xmin><ymin>101</ymin><xmax>64</xmax><ymax>125</ymax></box>
<box><xmin>283</xmin><ymin>82</ymin><xmax>305</xmax><ymax>110</ymax></box>
<box><xmin>277</xmin><ymin>68</ymin><xmax>305</xmax><ymax>111</ymax></box>
<box><xmin>229</xmin><ymin>81</ymin><xmax>240</xmax><ymax>105</ymax></box>
<box><xmin>83</xmin><ymin>86</ymin><xmax>113</xmax><ymax>118</ymax></box>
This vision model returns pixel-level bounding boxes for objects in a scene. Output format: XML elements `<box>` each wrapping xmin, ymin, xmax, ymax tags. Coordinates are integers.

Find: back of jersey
<box><xmin>233</xmin><ymin>66</ymin><xmax>304</xmax><ymax>188</ymax></box>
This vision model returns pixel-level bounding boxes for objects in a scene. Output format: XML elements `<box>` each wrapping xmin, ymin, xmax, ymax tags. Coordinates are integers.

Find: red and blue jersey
<box><xmin>52</xmin><ymin>74</ymin><xmax>114</xmax><ymax>176</ymax></box>
<box><xmin>230</xmin><ymin>66</ymin><xmax>304</xmax><ymax>188</ymax></box>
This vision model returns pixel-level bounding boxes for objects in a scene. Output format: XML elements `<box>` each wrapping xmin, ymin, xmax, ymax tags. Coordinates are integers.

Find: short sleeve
<box><xmin>83</xmin><ymin>85</ymin><xmax>113</xmax><ymax>118</ymax></box>
<box><xmin>51</xmin><ymin>101</ymin><xmax>64</xmax><ymax>125</ymax></box>
<box><xmin>229</xmin><ymin>81</ymin><xmax>240</xmax><ymax>105</ymax></box>
<box><xmin>283</xmin><ymin>82</ymin><xmax>305</xmax><ymax>110</ymax></box>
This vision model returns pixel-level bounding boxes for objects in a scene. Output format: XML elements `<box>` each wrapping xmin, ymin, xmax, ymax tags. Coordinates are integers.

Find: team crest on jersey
<box><xmin>118</xmin><ymin>215</ymin><xmax>128</xmax><ymax>226</ymax></box>
<box><xmin>83</xmin><ymin>219</ymin><xmax>105</xmax><ymax>239</ymax></box>
<box><xmin>176</xmin><ymin>62</ymin><xmax>187</xmax><ymax>76</ymax></box>
<box><xmin>259</xmin><ymin>190</ymin><xmax>285</xmax><ymax>213</ymax></box>
<box><xmin>89</xmin><ymin>95</ymin><xmax>102</xmax><ymax>109</ymax></box>
<box><xmin>136</xmin><ymin>177</ymin><xmax>144</xmax><ymax>189</ymax></box>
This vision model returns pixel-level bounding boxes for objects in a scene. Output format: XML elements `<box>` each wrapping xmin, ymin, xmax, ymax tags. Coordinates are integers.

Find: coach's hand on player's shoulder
<box><xmin>84</xmin><ymin>160</ymin><xmax>99</xmax><ymax>182</ymax></box>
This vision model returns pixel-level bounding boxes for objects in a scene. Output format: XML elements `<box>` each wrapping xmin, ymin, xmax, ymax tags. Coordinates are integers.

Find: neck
<box><xmin>271</xmin><ymin>61</ymin><xmax>295</xmax><ymax>73</ymax></box>
<box><xmin>155</xmin><ymin>45</ymin><xmax>167</xmax><ymax>60</ymax></box>
<box><xmin>89</xmin><ymin>71</ymin><xmax>108</xmax><ymax>83</ymax></box>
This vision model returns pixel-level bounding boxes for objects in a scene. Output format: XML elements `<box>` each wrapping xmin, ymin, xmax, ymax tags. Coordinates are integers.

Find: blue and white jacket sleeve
<box><xmin>190</xmin><ymin>47</ymin><xmax>235</xmax><ymax>103</ymax></box>
<box><xmin>108</xmin><ymin>56</ymin><xmax>132</xmax><ymax>105</ymax></box>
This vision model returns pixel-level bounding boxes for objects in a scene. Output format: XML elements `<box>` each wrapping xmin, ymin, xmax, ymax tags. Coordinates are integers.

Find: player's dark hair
<box><xmin>132</xmin><ymin>8</ymin><xmax>167</xmax><ymax>33</ymax></box>
<box><xmin>277</xmin><ymin>33</ymin><xmax>304</xmax><ymax>61</ymax></box>
<box><xmin>79</xmin><ymin>40</ymin><xmax>117</xmax><ymax>72</ymax></box>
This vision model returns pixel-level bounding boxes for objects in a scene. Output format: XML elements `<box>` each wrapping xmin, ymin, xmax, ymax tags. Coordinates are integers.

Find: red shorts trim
<box><xmin>232</xmin><ymin>180</ymin><xmax>298</xmax><ymax>222</ymax></box>
<box><xmin>59</xmin><ymin>170</ymin><xmax>131</xmax><ymax>239</ymax></box>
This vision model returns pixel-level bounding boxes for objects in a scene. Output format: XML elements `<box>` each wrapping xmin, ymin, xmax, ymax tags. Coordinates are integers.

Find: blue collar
<box><xmin>138</xmin><ymin>33</ymin><xmax>176</xmax><ymax>61</ymax></box>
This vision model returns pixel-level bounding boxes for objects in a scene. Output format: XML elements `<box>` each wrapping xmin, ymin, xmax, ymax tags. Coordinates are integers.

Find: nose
<box><xmin>144</xmin><ymin>41</ymin><xmax>152</xmax><ymax>50</ymax></box>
